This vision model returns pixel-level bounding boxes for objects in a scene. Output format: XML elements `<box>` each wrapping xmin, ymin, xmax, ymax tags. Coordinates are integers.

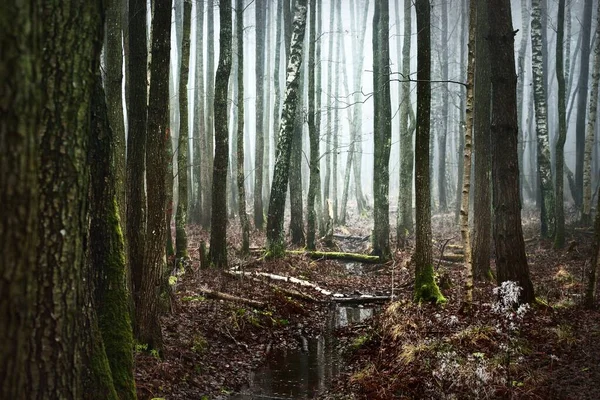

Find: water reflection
<box><xmin>230</xmin><ymin>304</ymin><xmax>375</xmax><ymax>399</ymax></box>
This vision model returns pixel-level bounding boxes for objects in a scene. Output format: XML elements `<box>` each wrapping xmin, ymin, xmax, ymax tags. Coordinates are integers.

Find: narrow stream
<box><xmin>230</xmin><ymin>303</ymin><xmax>375</xmax><ymax>399</ymax></box>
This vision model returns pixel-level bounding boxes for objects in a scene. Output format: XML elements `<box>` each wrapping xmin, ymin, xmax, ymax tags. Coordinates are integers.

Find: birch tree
<box><xmin>266</xmin><ymin>0</ymin><xmax>309</xmax><ymax>256</ymax></box>
<box><xmin>531</xmin><ymin>0</ymin><xmax>555</xmax><ymax>238</ymax></box>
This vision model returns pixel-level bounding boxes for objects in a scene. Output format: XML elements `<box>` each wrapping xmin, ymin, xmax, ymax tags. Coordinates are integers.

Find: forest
<box><xmin>1</xmin><ymin>0</ymin><xmax>600</xmax><ymax>398</ymax></box>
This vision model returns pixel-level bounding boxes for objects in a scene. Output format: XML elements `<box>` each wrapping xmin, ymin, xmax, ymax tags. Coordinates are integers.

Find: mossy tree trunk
<box><xmin>90</xmin><ymin>76</ymin><xmax>137</xmax><ymax>400</ymax></box>
<box><xmin>254</xmin><ymin>0</ymin><xmax>267</xmax><ymax>230</ymax></box>
<box><xmin>105</xmin><ymin>0</ymin><xmax>127</xmax><ymax>229</ymax></box>
<box><xmin>236</xmin><ymin>0</ymin><xmax>250</xmax><ymax>255</ymax></box>
<box><xmin>266</xmin><ymin>0</ymin><xmax>309</xmax><ymax>256</ymax></box>
<box><xmin>307</xmin><ymin>0</ymin><xmax>319</xmax><ymax>250</ymax></box>
<box><xmin>0</xmin><ymin>3</ymin><xmax>41</xmax><ymax>396</ymax></box>
<box><xmin>127</xmin><ymin>0</ymin><xmax>148</xmax><ymax>330</ymax></box>
<box><xmin>582</xmin><ymin>0</ymin><xmax>600</xmax><ymax>226</ymax></box>
<box><xmin>488</xmin><ymin>0</ymin><xmax>535</xmax><ymax>304</ymax></box>
<box><xmin>413</xmin><ymin>0</ymin><xmax>445</xmax><ymax>304</ymax></box>
<box><xmin>397</xmin><ymin>0</ymin><xmax>414</xmax><ymax>248</ymax></box>
<box><xmin>554</xmin><ymin>0</ymin><xmax>567</xmax><ymax>249</ymax></box>
<box><xmin>372</xmin><ymin>0</ymin><xmax>392</xmax><ymax>260</ymax></box>
<box><xmin>209</xmin><ymin>0</ymin><xmax>232</xmax><ymax>268</ymax></box>
<box><xmin>176</xmin><ymin>0</ymin><xmax>191</xmax><ymax>260</ymax></box>
<box><xmin>471</xmin><ymin>0</ymin><xmax>493</xmax><ymax>281</ymax></box>
<box><xmin>531</xmin><ymin>0</ymin><xmax>555</xmax><ymax>238</ymax></box>
<box><xmin>140</xmin><ymin>0</ymin><xmax>172</xmax><ymax>352</ymax></box>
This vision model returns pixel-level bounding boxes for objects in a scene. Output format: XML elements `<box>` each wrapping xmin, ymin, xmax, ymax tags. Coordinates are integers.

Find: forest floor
<box><xmin>134</xmin><ymin>207</ymin><xmax>600</xmax><ymax>400</ymax></box>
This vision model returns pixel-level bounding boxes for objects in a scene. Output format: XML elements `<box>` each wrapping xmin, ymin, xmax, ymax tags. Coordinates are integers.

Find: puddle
<box><xmin>230</xmin><ymin>304</ymin><xmax>376</xmax><ymax>399</ymax></box>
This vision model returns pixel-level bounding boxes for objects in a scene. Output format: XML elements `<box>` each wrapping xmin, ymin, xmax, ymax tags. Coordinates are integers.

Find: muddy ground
<box><xmin>135</xmin><ymin>208</ymin><xmax>600</xmax><ymax>399</ymax></box>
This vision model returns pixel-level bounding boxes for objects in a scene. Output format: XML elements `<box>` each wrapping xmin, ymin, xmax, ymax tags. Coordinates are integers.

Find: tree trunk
<box><xmin>413</xmin><ymin>0</ymin><xmax>445</xmax><ymax>304</ymax></box>
<box><xmin>471</xmin><ymin>0</ymin><xmax>492</xmax><ymax>281</ymax></box>
<box><xmin>105</xmin><ymin>0</ymin><xmax>127</xmax><ymax>229</ymax></box>
<box><xmin>372</xmin><ymin>0</ymin><xmax>392</xmax><ymax>260</ymax></box>
<box><xmin>192</xmin><ymin>0</ymin><xmax>205</xmax><ymax>224</ymax></box>
<box><xmin>176</xmin><ymin>0</ymin><xmax>191</xmax><ymax>259</ymax></box>
<box><xmin>460</xmin><ymin>0</ymin><xmax>476</xmax><ymax>306</ymax></box>
<box><xmin>437</xmin><ymin>0</ymin><xmax>449</xmax><ymax>212</ymax></box>
<box><xmin>323</xmin><ymin>0</ymin><xmax>335</xmax><ymax>222</ymax></box>
<box><xmin>488</xmin><ymin>0</ymin><xmax>535</xmax><ymax>304</ymax></box>
<box><xmin>236</xmin><ymin>0</ymin><xmax>250</xmax><ymax>254</ymax></box>
<box><xmin>397</xmin><ymin>0</ymin><xmax>414</xmax><ymax>248</ymax></box>
<box><xmin>575</xmin><ymin>0</ymin><xmax>594</xmax><ymax>210</ymax></box>
<box><xmin>585</xmin><ymin>169</ymin><xmax>600</xmax><ymax>307</ymax></box>
<box><xmin>209</xmin><ymin>0</ymin><xmax>233</xmax><ymax>268</ymax></box>
<box><xmin>203</xmin><ymin>0</ymin><xmax>215</xmax><ymax>228</ymax></box>
<box><xmin>266</xmin><ymin>0</ymin><xmax>309</xmax><ymax>256</ymax></box>
<box><xmin>582</xmin><ymin>0</ymin><xmax>600</xmax><ymax>226</ymax></box>
<box><xmin>289</xmin><ymin>59</ymin><xmax>306</xmax><ymax>246</ymax></box>
<box><xmin>127</xmin><ymin>0</ymin><xmax>148</xmax><ymax>328</ymax></box>
<box><xmin>90</xmin><ymin>77</ymin><xmax>137</xmax><ymax>400</ymax></box>
<box><xmin>254</xmin><ymin>0</ymin><xmax>267</xmax><ymax>230</ymax></box>
<box><xmin>141</xmin><ymin>0</ymin><xmax>172</xmax><ymax>352</ymax></box>
<box><xmin>307</xmin><ymin>0</ymin><xmax>319</xmax><ymax>250</ymax></box>
<box><xmin>516</xmin><ymin>0</ymin><xmax>529</xmax><ymax>203</ymax></box>
<box><xmin>0</xmin><ymin>3</ymin><xmax>41</xmax><ymax>396</ymax></box>
<box><xmin>454</xmin><ymin>0</ymin><xmax>467</xmax><ymax>223</ymax></box>
<box><xmin>531</xmin><ymin>0</ymin><xmax>556</xmax><ymax>238</ymax></box>
<box><xmin>264</xmin><ymin>1</ymin><xmax>273</xmax><ymax>203</ymax></box>
<box><xmin>554</xmin><ymin>0</ymin><xmax>567</xmax><ymax>248</ymax></box>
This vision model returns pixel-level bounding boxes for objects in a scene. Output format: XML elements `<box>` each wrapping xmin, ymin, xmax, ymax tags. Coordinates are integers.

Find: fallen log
<box><xmin>331</xmin><ymin>295</ymin><xmax>391</xmax><ymax>304</ymax></box>
<box><xmin>198</xmin><ymin>286</ymin><xmax>266</xmax><ymax>309</ymax></box>
<box><xmin>332</xmin><ymin>234</ymin><xmax>371</xmax><ymax>242</ymax></box>
<box><xmin>287</xmin><ymin>250</ymin><xmax>381</xmax><ymax>264</ymax></box>
<box><xmin>441</xmin><ymin>253</ymin><xmax>464</xmax><ymax>262</ymax></box>
<box><xmin>228</xmin><ymin>270</ymin><xmax>336</xmax><ymax>296</ymax></box>
<box><xmin>223</xmin><ymin>270</ymin><xmax>320</xmax><ymax>302</ymax></box>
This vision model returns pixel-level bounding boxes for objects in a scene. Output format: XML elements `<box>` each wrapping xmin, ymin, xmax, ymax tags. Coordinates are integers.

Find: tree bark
<box><xmin>531</xmin><ymin>0</ymin><xmax>556</xmax><ymax>238</ymax></box>
<box><xmin>472</xmin><ymin>0</ymin><xmax>493</xmax><ymax>281</ymax></box>
<box><xmin>210</xmin><ymin>0</ymin><xmax>233</xmax><ymax>268</ymax></box>
<box><xmin>203</xmin><ymin>0</ymin><xmax>216</xmax><ymax>228</ymax></box>
<box><xmin>554</xmin><ymin>0</ymin><xmax>567</xmax><ymax>248</ymax></box>
<box><xmin>575</xmin><ymin>0</ymin><xmax>593</xmax><ymax>209</ymax></box>
<box><xmin>254</xmin><ymin>0</ymin><xmax>267</xmax><ymax>230</ymax></box>
<box><xmin>516</xmin><ymin>0</ymin><xmax>529</xmax><ymax>203</ymax></box>
<box><xmin>90</xmin><ymin>77</ymin><xmax>137</xmax><ymax>400</ymax></box>
<box><xmin>413</xmin><ymin>0</ymin><xmax>445</xmax><ymax>303</ymax></box>
<box><xmin>266</xmin><ymin>0</ymin><xmax>309</xmax><ymax>256</ymax></box>
<box><xmin>397</xmin><ymin>0</ymin><xmax>414</xmax><ymax>248</ymax></box>
<box><xmin>437</xmin><ymin>0</ymin><xmax>449</xmax><ymax>212</ymax></box>
<box><xmin>372</xmin><ymin>0</ymin><xmax>392</xmax><ymax>260</ymax></box>
<box><xmin>0</xmin><ymin>3</ymin><xmax>41</xmax><ymax>396</ymax></box>
<box><xmin>127</xmin><ymin>0</ymin><xmax>148</xmax><ymax>328</ymax></box>
<box><xmin>581</xmin><ymin>0</ymin><xmax>600</xmax><ymax>226</ymax></box>
<box><xmin>488</xmin><ymin>0</ymin><xmax>535</xmax><ymax>304</ymax></box>
<box><xmin>307</xmin><ymin>0</ymin><xmax>320</xmax><ymax>250</ymax></box>
<box><xmin>141</xmin><ymin>0</ymin><xmax>172</xmax><ymax>352</ymax></box>
<box><xmin>192</xmin><ymin>0</ymin><xmax>205</xmax><ymax>224</ymax></box>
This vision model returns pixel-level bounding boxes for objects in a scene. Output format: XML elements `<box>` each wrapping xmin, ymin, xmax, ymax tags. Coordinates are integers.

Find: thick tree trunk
<box><xmin>471</xmin><ymin>0</ymin><xmax>492</xmax><ymax>281</ymax></box>
<box><xmin>176</xmin><ymin>0</ymin><xmax>191</xmax><ymax>259</ymax></box>
<box><xmin>372</xmin><ymin>0</ymin><xmax>392</xmax><ymax>260</ymax></box>
<box><xmin>209</xmin><ymin>0</ymin><xmax>233</xmax><ymax>268</ymax></box>
<box><xmin>254</xmin><ymin>0</ymin><xmax>267</xmax><ymax>230</ymax></box>
<box><xmin>236</xmin><ymin>0</ymin><xmax>250</xmax><ymax>254</ymax></box>
<box><xmin>488</xmin><ymin>0</ymin><xmax>535</xmax><ymax>304</ymax></box>
<box><xmin>289</xmin><ymin>64</ymin><xmax>306</xmax><ymax>246</ymax></box>
<box><xmin>531</xmin><ymin>0</ymin><xmax>556</xmax><ymax>238</ymax></box>
<box><xmin>90</xmin><ymin>78</ymin><xmax>137</xmax><ymax>400</ymax></box>
<box><xmin>127</xmin><ymin>0</ymin><xmax>148</xmax><ymax>328</ymax></box>
<box><xmin>141</xmin><ymin>0</ymin><xmax>172</xmax><ymax>352</ymax></box>
<box><xmin>575</xmin><ymin>0</ymin><xmax>593</xmax><ymax>209</ymax></box>
<box><xmin>555</xmin><ymin>0</ymin><xmax>567</xmax><ymax>248</ymax></box>
<box><xmin>582</xmin><ymin>0</ymin><xmax>600</xmax><ymax>226</ymax></box>
<box><xmin>266</xmin><ymin>0</ymin><xmax>309</xmax><ymax>256</ymax></box>
<box><xmin>413</xmin><ymin>0</ymin><xmax>445</xmax><ymax>304</ymax></box>
<box><xmin>397</xmin><ymin>0</ymin><xmax>414</xmax><ymax>248</ymax></box>
<box><xmin>0</xmin><ymin>4</ymin><xmax>41</xmax><ymax>396</ymax></box>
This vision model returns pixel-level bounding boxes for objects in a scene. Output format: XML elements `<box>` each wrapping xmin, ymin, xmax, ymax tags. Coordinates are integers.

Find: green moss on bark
<box><xmin>413</xmin><ymin>263</ymin><xmax>446</xmax><ymax>304</ymax></box>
